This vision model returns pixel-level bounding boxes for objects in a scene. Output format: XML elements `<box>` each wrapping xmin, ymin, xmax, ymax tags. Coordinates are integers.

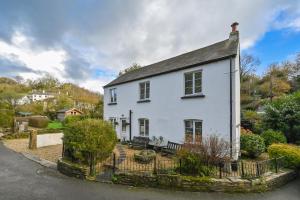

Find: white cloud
<box><xmin>0</xmin><ymin>0</ymin><xmax>299</xmax><ymax>93</ymax></box>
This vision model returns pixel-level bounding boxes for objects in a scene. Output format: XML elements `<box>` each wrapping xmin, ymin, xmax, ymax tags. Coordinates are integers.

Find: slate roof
<box><xmin>57</xmin><ymin>108</ymin><xmax>83</xmax><ymax>114</ymax></box>
<box><xmin>104</xmin><ymin>37</ymin><xmax>239</xmax><ymax>88</ymax></box>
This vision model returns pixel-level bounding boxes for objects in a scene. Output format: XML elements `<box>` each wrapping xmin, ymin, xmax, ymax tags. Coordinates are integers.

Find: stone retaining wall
<box><xmin>113</xmin><ymin>170</ymin><xmax>297</xmax><ymax>192</ymax></box>
<box><xmin>57</xmin><ymin>158</ymin><xmax>89</xmax><ymax>179</ymax></box>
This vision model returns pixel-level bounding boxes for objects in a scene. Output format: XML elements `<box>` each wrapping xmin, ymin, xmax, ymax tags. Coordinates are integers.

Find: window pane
<box><xmin>184</xmin><ymin>120</ymin><xmax>193</xmax><ymax>142</ymax></box>
<box><xmin>185</xmin><ymin>73</ymin><xmax>193</xmax><ymax>81</ymax></box>
<box><xmin>114</xmin><ymin>90</ymin><xmax>117</xmax><ymax>102</ymax></box>
<box><xmin>194</xmin><ymin>121</ymin><xmax>202</xmax><ymax>143</ymax></box>
<box><xmin>122</xmin><ymin>120</ymin><xmax>126</xmax><ymax>132</ymax></box>
<box><xmin>185</xmin><ymin>73</ymin><xmax>193</xmax><ymax>95</ymax></box>
<box><xmin>139</xmin><ymin>119</ymin><xmax>145</xmax><ymax>136</ymax></box>
<box><xmin>146</xmin><ymin>82</ymin><xmax>150</xmax><ymax>99</ymax></box>
<box><xmin>194</xmin><ymin>72</ymin><xmax>202</xmax><ymax>93</ymax></box>
<box><xmin>185</xmin><ymin>87</ymin><xmax>193</xmax><ymax>95</ymax></box>
<box><xmin>140</xmin><ymin>83</ymin><xmax>145</xmax><ymax>99</ymax></box>
<box><xmin>145</xmin><ymin>119</ymin><xmax>149</xmax><ymax>136</ymax></box>
<box><xmin>194</xmin><ymin>71</ymin><xmax>202</xmax><ymax>80</ymax></box>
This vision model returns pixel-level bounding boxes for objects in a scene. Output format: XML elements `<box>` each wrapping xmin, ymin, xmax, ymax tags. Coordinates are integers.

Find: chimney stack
<box><xmin>231</xmin><ymin>22</ymin><xmax>239</xmax><ymax>32</ymax></box>
<box><xmin>229</xmin><ymin>22</ymin><xmax>239</xmax><ymax>40</ymax></box>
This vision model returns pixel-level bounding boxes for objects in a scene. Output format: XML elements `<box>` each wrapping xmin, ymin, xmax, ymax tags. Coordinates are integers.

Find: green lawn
<box><xmin>47</xmin><ymin>121</ymin><xmax>63</xmax><ymax>129</ymax></box>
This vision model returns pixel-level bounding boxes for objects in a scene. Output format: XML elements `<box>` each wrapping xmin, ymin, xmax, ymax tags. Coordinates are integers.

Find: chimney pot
<box><xmin>231</xmin><ymin>22</ymin><xmax>239</xmax><ymax>32</ymax></box>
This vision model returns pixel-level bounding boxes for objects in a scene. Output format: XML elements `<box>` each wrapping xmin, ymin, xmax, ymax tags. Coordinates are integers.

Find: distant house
<box><xmin>28</xmin><ymin>90</ymin><xmax>54</xmax><ymax>102</ymax></box>
<box><xmin>17</xmin><ymin>96</ymin><xmax>31</xmax><ymax>105</ymax></box>
<box><xmin>56</xmin><ymin>108</ymin><xmax>83</xmax><ymax>121</ymax></box>
<box><xmin>17</xmin><ymin>90</ymin><xmax>55</xmax><ymax>105</ymax></box>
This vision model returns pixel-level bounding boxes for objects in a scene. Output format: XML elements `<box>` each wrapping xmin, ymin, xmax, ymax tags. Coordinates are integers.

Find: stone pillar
<box><xmin>29</xmin><ymin>130</ymin><xmax>37</xmax><ymax>149</ymax></box>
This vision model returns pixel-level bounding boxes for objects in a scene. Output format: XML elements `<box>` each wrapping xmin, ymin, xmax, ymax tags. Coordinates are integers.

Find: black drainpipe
<box><xmin>129</xmin><ymin>110</ymin><xmax>132</xmax><ymax>141</ymax></box>
<box><xmin>229</xmin><ymin>57</ymin><xmax>233</xmax><ymax>158</ymax></box>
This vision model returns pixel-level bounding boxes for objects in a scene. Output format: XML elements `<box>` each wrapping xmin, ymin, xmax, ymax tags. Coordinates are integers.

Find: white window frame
<box><xmin>184</xmin><ymin>70</ymin><xmax>202</xmax><ymax>95</ymax></box>
<box><xmin>139</xmin><ymin>81</ymin><xmax>150</xmax><ymax>100</ymax></box>
<box><xmin>109</xmin><ymin>88</ymin><xmax>117</xmax><ymax>103</ymax></box>
<box><xmin>184</xmin><ymin>119</ymin><xmax>202</xmax><ymax>143</ymax></box>
<box><xmin>139</xmin><ymin>118</ymin><xmax>149</xmax><ymax>137</ymax></box>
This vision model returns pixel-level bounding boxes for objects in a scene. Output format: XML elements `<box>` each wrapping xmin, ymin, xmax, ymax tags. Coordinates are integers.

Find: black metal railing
<box><xmin>95</xmin><ymin>154</ymin><xmax>286</xmax><ymax>179</ymax></box>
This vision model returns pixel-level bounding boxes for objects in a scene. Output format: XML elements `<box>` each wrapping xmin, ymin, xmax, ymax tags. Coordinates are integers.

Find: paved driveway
<box><xmin>0</xmin><ymin>142</ymin><xmax>299</xmax><ymax>200</ymax></box>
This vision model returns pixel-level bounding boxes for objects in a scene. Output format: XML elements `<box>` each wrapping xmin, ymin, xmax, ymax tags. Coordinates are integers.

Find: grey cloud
<box><xmin>0</xmin><ymin>55</ymin><xmax>40</xmax><ymax>76</ymax></box>
<box><xmin>63</xmin><ymin>47</ymin><xmax>92</xmax><ymax>81</ymax></box>
<box><xmin>0</xmin><ymin>0</ymin><xmax>300</xmax><ymax>77</ymax></box>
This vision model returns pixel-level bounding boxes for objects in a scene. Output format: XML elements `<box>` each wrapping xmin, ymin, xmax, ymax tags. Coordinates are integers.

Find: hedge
<box><xmin>29</xmin><ymin>117</ymin><xmax>49</xmax><ymax>128</ymax></box>
<box><xmin>268</xmin><ymin>143</ymin><xmax>300</xmax><ymax>169</ymax></box>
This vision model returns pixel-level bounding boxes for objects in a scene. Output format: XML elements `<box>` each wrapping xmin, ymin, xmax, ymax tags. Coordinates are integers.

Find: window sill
<box><xmin>137</xmin><ymin>99</ymin><xmax>151</xmax><ymax>103</ymax></box>
<box><xmin>181</xmin><ymin>94</ymin><xmax>205</xmax><ymax>99</ymax></box>
<box><xmin>107</xmin><ymin>102</ymin><xmax>117</xmax><ymax>105</ymax></box>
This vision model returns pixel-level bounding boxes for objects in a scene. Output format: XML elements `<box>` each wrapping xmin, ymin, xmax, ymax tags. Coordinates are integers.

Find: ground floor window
<box><xmin>121</xmin><ymin>119</ymin><xmax>126</xmax><ymax>132</ymax></box>
<box><xmin>184</xmin><ymin>119</ymin><xmax>202</xmax><ymax>143</ymax></box>
<box><xmin>139</xmin><ymin>118</ymin><xmax>149</xmax><ymax>137</ymax></box>
<box><xmin>109</xmin><ymin>117</ymin><xmax>117</xmax><ymax>130</ymax></box>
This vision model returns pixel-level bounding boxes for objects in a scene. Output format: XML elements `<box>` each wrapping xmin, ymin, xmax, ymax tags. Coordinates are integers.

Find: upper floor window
<box><xmin>184</xmin><ymin>70</ymin><xmax>202</xmax><ymax>95</ymax></box>
<box><xmin>139</xmin><ymin>118</ymin><xmax>149</xmax><ymax>137</ymax></box>
<box><xmin>139</xmin><ymin>81</ymin><xmax>150</xmax><ymax>100</ymax></box>
<box><xmin>109</xmin><ymin>88</ymin><xmax>117</xmax><ymax>103</ymax></box>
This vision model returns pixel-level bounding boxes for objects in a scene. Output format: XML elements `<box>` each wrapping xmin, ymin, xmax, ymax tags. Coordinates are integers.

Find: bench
<box><xmin>161</xmin><ymin>141</ymin><xmax>182</xmax><ymax>155</ymax></box>
<box><xmin>129</xmin><ymin>136</ymin><xmax>150</xmax><ymax>150</ymax></box>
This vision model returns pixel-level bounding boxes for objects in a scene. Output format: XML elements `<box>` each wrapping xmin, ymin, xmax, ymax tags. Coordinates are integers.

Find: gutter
<box><xmin>229</xmin><ymin>57</ymin><xmax>233</xmax><ymax>159</ymax></box>
<box><xmin>129</xmin><ymin>110</ymin><xmax>132</xmax><ymax>141</ymax></box>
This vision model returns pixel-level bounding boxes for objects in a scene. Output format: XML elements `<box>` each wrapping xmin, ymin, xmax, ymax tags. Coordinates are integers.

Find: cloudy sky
<box><xmin>0</xmin><ymin>0</ymin><xmax>299</xmax><ymax>93</ymax></box>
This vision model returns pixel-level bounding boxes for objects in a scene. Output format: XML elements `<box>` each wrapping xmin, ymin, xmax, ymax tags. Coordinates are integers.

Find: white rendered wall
<box><xmin>37</xmin><ymin>133</ymin><xmax>63</xmax><ymax>148</ymax></box>
<box><xmin>104</xmin><ymin>59</ymin><xmax>237</xmax><ymax>146</ymax></box>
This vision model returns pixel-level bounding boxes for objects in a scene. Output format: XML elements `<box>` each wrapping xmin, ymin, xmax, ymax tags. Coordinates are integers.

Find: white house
<box><xmin>104</xmin><ymin>23</ymin><xmax>241</xmax><ymax>159</ymax></box>
<box><xmin>17</xmin><ymin>95</ymin><xmax>31</xmax><ymax>105</ymax></box>
<box><xmin>27</xmin><ymin>91</ymin><xmax>55</xmax><ymax>102</ymax></box>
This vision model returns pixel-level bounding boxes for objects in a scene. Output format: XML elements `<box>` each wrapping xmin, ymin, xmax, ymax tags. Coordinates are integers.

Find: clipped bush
<box><xmin>62</xmin><ymin>115</ymin><xmax>85</xmax><ymax>126</ymax></box>
<box><xmin>63</xmin><ymin>119</ymin><xmax>117</xmax><ymax>175</ymax></box>
<box><xmin>134</xmin><ymin>150</ymin><xmax>156</xmax><ymax>164</ymax></box>
<box><xmin>240</xmin><ymin>134</ymin><xmax>265</xmax><ymax>158</ymax></box>
<box><xmin>261</xmin><ymin>129</ymin><xmax>287</xmax><ymax>147</ymax></box>
<box><xmin>28</xmin><ymin>116</ymin><xmax>49</xmax><ymax>128</ymax></box>
<box><xmin>268</xmin><ymin>143</ymin><xmax>300</xmax><ymax>169</ymax></box>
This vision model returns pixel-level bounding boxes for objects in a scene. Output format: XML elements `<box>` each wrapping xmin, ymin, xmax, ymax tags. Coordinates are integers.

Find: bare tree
<box><xmin>240</xmin><ymin>54</ymin><xmax>260</xmax><ymax>80</ymax></box>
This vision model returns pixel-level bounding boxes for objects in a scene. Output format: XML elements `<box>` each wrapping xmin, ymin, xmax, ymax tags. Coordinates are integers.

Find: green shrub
<box><xmin>240</xmin><ymin>134</ymin><xmax>265</xmax><ymax>158</ymax></box>
<box><xmin>261</xmin><ymin>129</ymin><xmax>287</xmax><ymax>147</ymax></box>
<box><xmin>63</xmin><ymin>119</ymin><xmax>117</xmax><ymax>175</ymax></box>
<box><xmin>134</xmin><ymin>150</ymin><xmax>156</xmax><ymax>164</ymax></box>
<box><xmin>0</xmin><ymin>110</ymin><xmax>14</xmax><ymax>128</ymax></box>
<box><xmin>62</xmin><ymin>115</ymin><xmax>85</xmax><ymax>126</ymax></box>
<box><xmin>268</xmin><ymin>143</ymin><xmax>300</xmax><ymax>169</ymax></box>
<box><xmin>29</xmin><ymin>117</ymin><xmax>49</xmax><ymax>128</ymax></box>
<box><xmin>177</xmin><ymin>149</ymin><xmax>217</xmax><ymax>176</ymax></box>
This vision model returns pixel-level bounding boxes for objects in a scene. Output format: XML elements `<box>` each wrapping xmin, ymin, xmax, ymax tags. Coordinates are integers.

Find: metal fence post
<box><xmin>113</xmin><ymin>153</ymin><xmax>116</xmax><ymax>174</ymax></box>
<box><xmin>256</xmin><ymin>162</ymin><xmax>260</xmax><ymax>177</ymax></box>
<box><xmin>153</xmin><ymin>156</ymin><xmax>157</xmax><ymax>174</ymax></box>
<box><xmin>241</xmin><ymin>161</ymin><xmax>245</xmax><ymax>177</ymax></box>
<box><xmin>179</xmin><ymin>159</ymin><xmax>182</xmax><ymax>174</ymax></box>
<box><xmin>62</xmin><ymin>142</ymin><xmax>64</xmax><ymax>158</ymax></box>
<box><xmin>275</xmin><ymin>157</ymin><xmax>278</xmax><ymax>173</ymax></box>
<box><xmin>219</xmin><ymin>162</ymin><xmax>222</xmax><ymax>179</ymax></box>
